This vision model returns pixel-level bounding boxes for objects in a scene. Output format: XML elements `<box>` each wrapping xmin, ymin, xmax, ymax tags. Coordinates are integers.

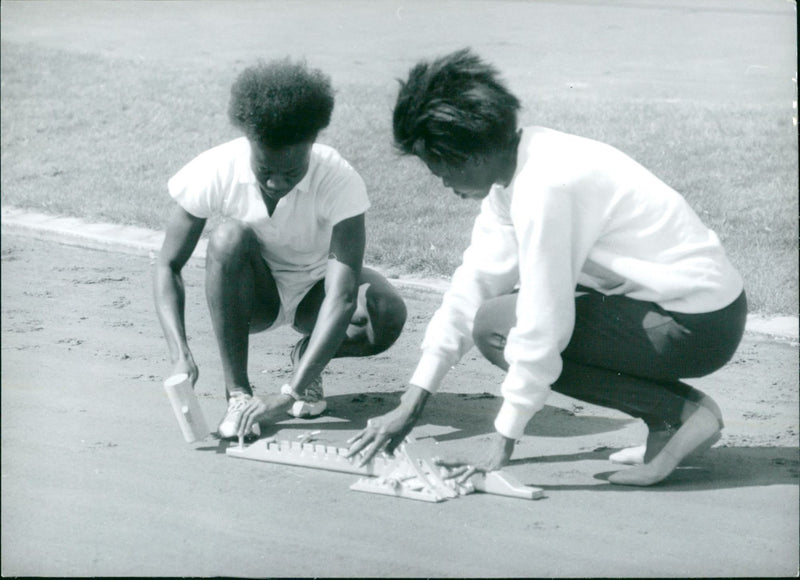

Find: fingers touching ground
<box><xmin>346</xmin><ymin>420</ymin><xmax>396</xmax><ymax>465</ymax></box>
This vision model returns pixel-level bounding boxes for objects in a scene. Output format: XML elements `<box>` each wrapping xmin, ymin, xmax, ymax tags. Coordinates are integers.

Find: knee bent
<box><xmin>206</xmin><ymin>221</ymin><xmax>254</xmax><ymax>264</ymax></box>
<box><xmin>473</xmin><ymin>304</ymin><xmax>508</xmax><ymax>368</ymax></box>
<box><xmin>370</xmin><ymin>292</ymin><xmax>408</xmax><ymax>353</ymax></box>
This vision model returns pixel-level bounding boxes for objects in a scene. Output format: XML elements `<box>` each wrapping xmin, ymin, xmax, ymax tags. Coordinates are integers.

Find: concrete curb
<box><xmin>2</xmin><ymin>206</ymin><xmax>797</xmax><ymax>343</ymax></box>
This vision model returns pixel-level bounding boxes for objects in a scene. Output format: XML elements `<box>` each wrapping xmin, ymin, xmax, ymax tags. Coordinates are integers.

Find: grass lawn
<box><xmin>1</xmin><ymin>22</ymin><xmax>797</xmax><ymax>315</ymax></box>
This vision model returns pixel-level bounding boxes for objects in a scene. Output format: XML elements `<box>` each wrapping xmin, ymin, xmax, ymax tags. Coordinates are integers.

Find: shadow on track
<box><xmin>193</xmin><ymin>391</ymin><xmax>798</xmax><ymax>492</ymax></box>
<box><xmin>515</xmin><ymin>445</ymin><xmax>800</xmax><ymax>492</ymax></box>
<box><xmin>267</xmin><ymin>391</ymin><xmax>635</xmax><ymax>441</ymax></box>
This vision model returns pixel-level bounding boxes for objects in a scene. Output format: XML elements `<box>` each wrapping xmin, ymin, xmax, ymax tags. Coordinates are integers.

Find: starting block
<box><xmin>350</xmin><ymin>442</ymin><xmax>544</xmax><ymax>502</ymax></box>
<box><xmin>348</xmin><ymin>470</ymin><xmax>541</xmax><ymax>502</ymax></box>
<box><xmin>226</xmin><ymin>438</ymin><xmax>397</xmax><ymax>476</ymax></box>
<box><xmin>471</xmin><ymin>471</ymin><xmax>543</xmax><ymax>500</ymax></box>
<box><xmin>228</xmin><ymin>436</ymin><xmax>544</xmax><ymax>503</ymax></box>
<box><xmin>349</xmin><ymin>443</ymin><xmax>467</xmax><ymax>502</ymax></box>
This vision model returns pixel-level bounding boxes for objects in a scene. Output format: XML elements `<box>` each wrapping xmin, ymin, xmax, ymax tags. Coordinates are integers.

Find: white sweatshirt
<box><xmin>409</xmin><ymin>127</ymin><xmax>744</xmax><ymax>439</ymax></box>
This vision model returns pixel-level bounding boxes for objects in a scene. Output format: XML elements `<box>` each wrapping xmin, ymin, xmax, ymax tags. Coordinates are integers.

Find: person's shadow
<box><xmin>199</xmin><ymin>390</ymin><xmax>799</xmax><ymax>492</ymax></box>
<box><xmin>196</xmin><ymin>389</ymin><xmax>625</xmax><ymax>449</ymax></box>
<box><xmin>284</xmin><ymin>390</ymin><xmax>635</xmax><ymax>440</ymax></box>
<box><xmin>514</xmin><ymin>446</ymin><xmax>800</xmax><ymax>492</ymax></box>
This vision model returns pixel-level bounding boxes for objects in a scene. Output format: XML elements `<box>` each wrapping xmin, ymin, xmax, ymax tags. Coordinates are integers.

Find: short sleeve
<box><xmin>167</xmin><ymin>149</ymin><xmax>225</xmax><ymax>219</ymax></box>
<box><xmin>316</xmin><ymin>154</ymin><xmax>370</xmax><ymax>225</ymax></box>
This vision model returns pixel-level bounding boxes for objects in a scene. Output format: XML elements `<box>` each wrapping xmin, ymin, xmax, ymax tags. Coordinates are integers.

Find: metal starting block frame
<box><xmin>350</xmin><ymin>442</ymin><xmax>544</xmax><ymax>502</ymax></box>
<box><xmin>349</xmin><ymin>443</ymin><xmax>467</xmax><ymax>502</ymax></box>
<box><xmin>226</xmin><ymin>437</ymin><xmax>397</xmax><ymax>476</ymax></box>
<box><xmin>227</xmin><ymin>436</ymin><xmax>544</xmax><ymax>503</ymax></box>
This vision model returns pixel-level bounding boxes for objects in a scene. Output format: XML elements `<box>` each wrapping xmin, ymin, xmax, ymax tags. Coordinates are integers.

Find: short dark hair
<box><xmin>392</xmin><ymin>48</ymin><xmax>521</xmax><ymax>166</ymax></box>
<box><xmin>228</xmin><ymin>58</ymin><xmax>334</xmax><ymax>149</ymax></box>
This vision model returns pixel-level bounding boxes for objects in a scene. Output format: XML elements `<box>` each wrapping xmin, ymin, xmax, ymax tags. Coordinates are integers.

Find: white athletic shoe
<box><xmin>287</xmin><ymin>338</ymin><xmax>327</xmax><ymax>418</ymax></box>
<box><xmin>217</xmin><ymin>392</ymin><xmax>260</xmax><ymax>439</ymax></box>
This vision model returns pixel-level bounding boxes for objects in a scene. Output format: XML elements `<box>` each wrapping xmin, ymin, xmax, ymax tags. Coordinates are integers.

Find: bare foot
<box><xmin>608</xmin><ymin>404</ymin><xmax>721</xmax><ymax>486</ymax></box>
<box><xmin>609</xmin><ymin>430</ymin><xmax>722</xmax><ymax>466</ymax></box>
<box><xmin>609</xmin><ymin>394</ymin><xmax>724</xmax><ymax>466</ymax></box>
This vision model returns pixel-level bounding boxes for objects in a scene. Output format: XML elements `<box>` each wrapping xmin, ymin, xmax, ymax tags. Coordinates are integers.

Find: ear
<box><xmin>411</xmin><ymin>138</ymin><xmax>427</xmax><ymax>158</ymax></box>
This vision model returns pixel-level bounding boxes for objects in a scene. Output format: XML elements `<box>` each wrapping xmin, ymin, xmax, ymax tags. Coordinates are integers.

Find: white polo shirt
<box><xmin>168</xmin><ymin>137</ymin><xmax>370</xmax><ymax>325</ymax></box>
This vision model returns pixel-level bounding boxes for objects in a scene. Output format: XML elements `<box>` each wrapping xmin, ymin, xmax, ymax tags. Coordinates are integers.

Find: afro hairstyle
<box><xmin>228</xmin><ymin>58</ymin><xmax>334</xmax><ymax>149</ymax></box>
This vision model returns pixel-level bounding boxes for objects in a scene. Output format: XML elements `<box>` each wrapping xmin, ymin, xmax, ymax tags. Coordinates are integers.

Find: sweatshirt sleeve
<box><xmin>409</xmin><ymin>191</ymin><xmax>520</xmax><ymax>393</ymax></box>
<box><xmin>494</xmin><ymin>185</ymin><xmax>588</xmax><ymax>439</ymax></box>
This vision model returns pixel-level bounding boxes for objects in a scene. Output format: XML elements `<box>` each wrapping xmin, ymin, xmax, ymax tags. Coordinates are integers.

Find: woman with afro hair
<box><xmin>348</xmin><ymin>49</ymin><xmax>746</xmax><ymax>487</ymax></box>
<box><xmin>155</xmin><ymin>58</ymin><xmax>407</xmax><ymax>440</ymax></box>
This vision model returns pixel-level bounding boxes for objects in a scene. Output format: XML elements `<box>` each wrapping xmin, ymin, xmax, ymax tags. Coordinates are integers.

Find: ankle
<box><xmin>680</xmin><ymin>394</ymin><xmax>724</xmax><ymax>428</ymax></box>
<box><xmin>228</xmin><ymin>385</ymin><xmax>253</xmax><ymax>399</ymax></box>
<box><xmin>698</xmin><ymin>395</ymin><xmax>724</xmax><ymax>429</ymax></box>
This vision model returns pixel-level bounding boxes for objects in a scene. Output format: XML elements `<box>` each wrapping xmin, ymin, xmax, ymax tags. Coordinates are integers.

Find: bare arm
<box><xmin>153</xmin><ymin>204</ymin><xmax>206</xmax><ymax>382</ymax></box>
<box><xmin>288</xmin><ymin>213</ymin><xmax>365</xmax><ymax>394</ymax></box>
<box><xmin>346</xmin><ymin>384</ymin><xmax>431</xmax><ymax>463</ymax></box>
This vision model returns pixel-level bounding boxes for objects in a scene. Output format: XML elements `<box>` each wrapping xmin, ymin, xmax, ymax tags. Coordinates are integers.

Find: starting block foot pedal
<box><xmin>472</xmin><ymin>471</ymin><xmax>544</xmax><ymax>500</ymax></box>
<box><xmin>349</xmin><ymin>476</ymin><xmax>447</xmax><ymax>503</ymax></box>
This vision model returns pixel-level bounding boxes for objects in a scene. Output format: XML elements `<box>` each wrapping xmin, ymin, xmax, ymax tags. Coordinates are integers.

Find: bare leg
<box><xmin>608</xmin><ymin>399</ymin><xmax>723</xmax><ymax>486</ymax></box>
<box><xmin>611</xmin><ymin>395</ymin><xmax>723</xmax><ymax>465</ymax></box>
<box><xmin>472</xmin><ymin>289</ymin><xmax>743</xmax><ymax>486</ymax></box>
<box><xmin>205</xmin><ymin>221</ymin><xmax>280</xmax><ymax>397</ymax></box>
<box><xmin>293</xmin><ymin>267</ymin><xmax>407</xmax><ymax>358</ymax></box>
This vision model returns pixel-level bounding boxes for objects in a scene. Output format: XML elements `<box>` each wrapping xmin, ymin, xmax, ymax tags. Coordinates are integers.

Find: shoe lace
<box><xmin>227</xmin><ymin>395</ymin><xmax>250</xmax><ymax>414</ymax></box>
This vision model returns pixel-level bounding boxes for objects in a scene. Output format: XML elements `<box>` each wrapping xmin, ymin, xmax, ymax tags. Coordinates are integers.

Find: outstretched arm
<box><xmin>237</xmin><ymin>214</ymin><xmax>369</xmax><ymax>437</ymax></box>
<box><xmin>347</xmin><ymin>384</ymin><xmax>430</xmax><ymax>464</ymax></box>
<box><xmin>348</xmin><ymin>194</ymin><xmax>519</xmax><ymax>463</ymax></box>
<box><xmin>286</xmin><ymin>212</ymin><xmax>365</xmax><ymax>396</ymax></box>
<box><xmin>153</xmin><ymin>204</ymin><xmax>206</xmax><ymax>383</ymax></box>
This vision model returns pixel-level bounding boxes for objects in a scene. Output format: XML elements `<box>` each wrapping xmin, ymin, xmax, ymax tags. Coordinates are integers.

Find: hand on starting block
<box><xmin>433</xmin><ymin>432</ymin><xmax>517</xmax><ymax>483</ymax></box>
<box><xmin>346</xmin><ymin>386</ymin><xmax>431</xmax><ymax>465</ymax></box>
<box><xmin>234</xmin><ymin>392</ymin><xmax>296</xmax><ymax>439</ymax></box>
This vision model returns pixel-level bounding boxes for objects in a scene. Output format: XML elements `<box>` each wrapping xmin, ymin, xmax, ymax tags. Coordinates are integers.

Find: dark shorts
<box><xmin>472</xmin><ymin>287</ymin><xmax>748</xmax><ymax>426</ymax></box>
<box><xmin>563</xmin><ymin>286</ymin><xmax>748</xmax><ymax>381</ymax></box>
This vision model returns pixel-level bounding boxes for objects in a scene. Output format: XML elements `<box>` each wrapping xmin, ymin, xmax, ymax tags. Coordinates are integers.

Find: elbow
<box><xmin>324</xmin><ymin>283</ymin><xmax>358</xmax><ymax>317</ymax></box>
<box><xmin>157</xmin><ymin>251</ymin><xmax>183</xmax><ymax>275</ymax></box>
<box><xmin>153</xmin><ymin>254</ymin><xmax>183</xmax><ymax>288</ymax></box>
<box><xmin>325</xmin><ymin>274</ymin><xmax>359</xmax><ymax>316</ymax></box>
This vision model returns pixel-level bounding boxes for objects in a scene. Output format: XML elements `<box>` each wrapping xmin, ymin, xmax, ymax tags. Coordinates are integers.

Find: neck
<box><xmin>259</xmin><ymin>183</ymin><xmax>279</xmax><ymax>216</ymax></box>
<box><xmin>498</xmin><ymin>129</ymin><xmax>522</xmax><ymax>187</ymax></box>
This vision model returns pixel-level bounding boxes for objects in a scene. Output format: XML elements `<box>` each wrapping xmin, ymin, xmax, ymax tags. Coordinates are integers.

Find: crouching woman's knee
<box><xmin>472</xmin><ymin>302</ymin><xmax>511</xmax><ymax>370</ymax></box>
<box><xmin>369</xmin><ymin>288</ymin><xmax>408</xmax><ymax>355</ymax></box>
<box><xmin>206</xmin><ymin>220</ymin><xmax>255</xmax><ymax>268</ymax></box>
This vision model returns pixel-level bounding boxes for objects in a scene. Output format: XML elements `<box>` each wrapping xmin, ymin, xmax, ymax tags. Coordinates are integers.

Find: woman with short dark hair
<box><xmin>349</xmin><ymin>48</ymin><xmax>746</xmax><ymax>487</ymax></box>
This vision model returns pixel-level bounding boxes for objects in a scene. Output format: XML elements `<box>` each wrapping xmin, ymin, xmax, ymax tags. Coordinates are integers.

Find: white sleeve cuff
<box><xmin>409</xmin><ymin>351</ymin><xmax>454</xmax><ymax>394</ymax></box>
<box><xmin>494</xmin><ymin>372</ymin><xmax>551</xmax><ymax>439</ymax></box>
<box><xmin>494</xmin><ymin>400</ymin><xmax>538</xmax><ymax>440</ymax></box>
